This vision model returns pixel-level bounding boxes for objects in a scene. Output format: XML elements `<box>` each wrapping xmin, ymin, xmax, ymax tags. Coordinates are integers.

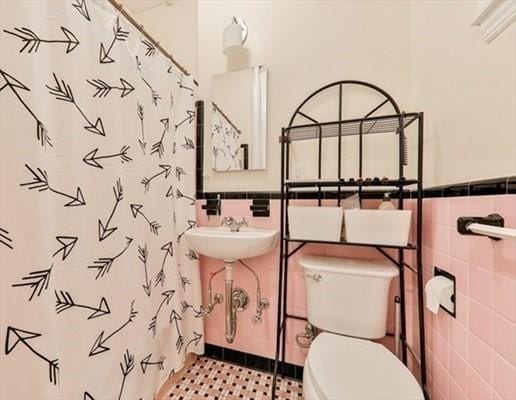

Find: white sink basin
<box><xmin>185</xmin><ymin>227</ymin><xmax>279</xmax><ymax>262</ymax></box>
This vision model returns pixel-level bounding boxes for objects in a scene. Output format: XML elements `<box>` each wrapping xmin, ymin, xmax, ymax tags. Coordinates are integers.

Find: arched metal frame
<box><xmin>272</xmin><ymin>80</ymin><xmax>428</xmax><ymax>399</ymax></box>
<box><xmin>285</xmin><ymin>80</ymin><xmax>407</xmax><ymax>197</ymax></box>
<box><xmin>287</xmin><ymin>80</ymin><xmax>401</xmax><ymax>127</ymax></box>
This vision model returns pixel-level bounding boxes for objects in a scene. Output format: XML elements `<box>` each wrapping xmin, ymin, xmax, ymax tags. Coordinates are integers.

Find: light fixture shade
<box><xmin>223</xmin><ymin>21</ymin><xmax>243</xmax><ymax>55</ymax></box>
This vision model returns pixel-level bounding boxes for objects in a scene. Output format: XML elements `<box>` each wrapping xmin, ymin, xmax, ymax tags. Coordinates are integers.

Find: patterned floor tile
<box><xmin>167</xmin><ymin>356</ymin><xmax>303</xmax><ymax>399</ymax></box>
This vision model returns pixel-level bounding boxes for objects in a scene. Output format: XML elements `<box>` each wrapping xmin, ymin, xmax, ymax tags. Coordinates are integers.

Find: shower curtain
<box><xmin>211</xmin><ymin>103</ymin><xmax>243</xmax><ymax>171</ymax></box>
<box><xmin>0</xmin><ymin>1</ymin><xmax>203</xmax><ymax>399</ymax></box>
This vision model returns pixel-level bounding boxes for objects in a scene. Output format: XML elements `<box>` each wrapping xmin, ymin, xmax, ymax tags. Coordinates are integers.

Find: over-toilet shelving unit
<box><xmin>271</xmin><ymin>81</ymin><xmax>428</xmax><ymax>399</ymax></box>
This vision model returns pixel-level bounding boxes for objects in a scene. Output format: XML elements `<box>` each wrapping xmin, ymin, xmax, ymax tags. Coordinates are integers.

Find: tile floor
<box><xmin>166</xmin><ymin>356</ymin><xmax>303</xmax><ymax>399</ymax></box>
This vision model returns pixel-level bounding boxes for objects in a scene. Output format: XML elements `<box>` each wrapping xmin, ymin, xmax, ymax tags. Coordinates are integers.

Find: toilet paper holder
<box><xmin>433</xmin><ymin>267</ymin><xmax>456</xmax><ymax>317</ymax></box>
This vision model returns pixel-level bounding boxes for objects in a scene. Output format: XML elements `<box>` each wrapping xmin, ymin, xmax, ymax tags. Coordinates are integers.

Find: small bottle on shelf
<box><xmin>378</xmin><ymin>192</ymin><xmax>396</xmax><ymax>210</ymax></box>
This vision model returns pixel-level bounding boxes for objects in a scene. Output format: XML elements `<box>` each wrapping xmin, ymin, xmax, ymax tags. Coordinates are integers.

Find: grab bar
<box><xmin>467</xmin><ymin>223</ymin><xmax>516</xmax><ymax>240</ymax></box>
<box><xmin>457</xmin><ymin>213</ymin><xmax>515</xmax><ymax>241</ymax></box>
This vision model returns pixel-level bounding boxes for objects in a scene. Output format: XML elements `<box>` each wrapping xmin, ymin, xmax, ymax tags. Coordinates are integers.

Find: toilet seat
<box><xmin>304</xmin><ymin>332</ymin><xmax>424</xmax><ymax>400</ymax></box>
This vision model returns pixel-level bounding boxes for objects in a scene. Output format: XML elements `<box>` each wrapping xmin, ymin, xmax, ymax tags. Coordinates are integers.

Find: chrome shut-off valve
<box><xmin>296</xmin><ymin>323</ymin><xmax>318</xmax><ymax>348</ymax></box>
<box><xmin>252</xmin><ymin>298</ymin><xmax>270</xmax><ymax>324</ymax></box>
<box><xmin>198</xmin><ymin>267</ymin><xmax>225</xmax><ymax>317</ymax></box>
<box><xmin>199</xmin><ymin>292</ymin><xmax>223</xmax><ymax>317</ymax></box>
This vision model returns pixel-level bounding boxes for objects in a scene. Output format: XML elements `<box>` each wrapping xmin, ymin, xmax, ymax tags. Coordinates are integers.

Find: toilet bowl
<box><xmin>299</xmin><ymin>255</ymin><xmax>424</xmax><ymax>400</ymax></box>
<box><xmin>302</xmin><ymin>333</ymin><xmax>424</xmax><ymax>400</ymax></box>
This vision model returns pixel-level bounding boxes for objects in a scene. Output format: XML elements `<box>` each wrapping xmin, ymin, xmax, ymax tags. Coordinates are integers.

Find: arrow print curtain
<box><xmin>211</xmin><ymin>103</ymin><xmax>243</xmax><ymax>171</ymax></box>
<box><xmin>0</xmin><ymin>1</ymin><xmax>203</xmax><ymax>399</ymax></box>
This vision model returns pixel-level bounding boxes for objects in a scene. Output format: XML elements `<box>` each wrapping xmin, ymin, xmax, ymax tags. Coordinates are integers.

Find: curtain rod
<box><xmin>107</xmin><ymin>0</ymin><xmax>198</xmax><ymax>86</ymax></box>
<box><xmin>212</xmin><ymin>102</ymin><xmax>242</xmax><ymax>134</ymax></box>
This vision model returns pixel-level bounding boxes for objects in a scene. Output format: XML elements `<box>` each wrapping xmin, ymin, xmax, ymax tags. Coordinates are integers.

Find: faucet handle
<box><xmin>240</xmin><ymin>217</ymin><xmax>248</xmax><ymax>227</ymax></box>
<box><xmin>221</xmin><ymin>216</ymin><xmax>234</xmax><ymax>226</ymax></box>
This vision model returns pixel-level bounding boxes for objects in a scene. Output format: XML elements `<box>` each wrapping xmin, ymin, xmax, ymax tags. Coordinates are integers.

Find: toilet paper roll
<box><xmin>425</xmin><ymin>275</ymin><xmax>453</xmax><ymax>314</ymax></box>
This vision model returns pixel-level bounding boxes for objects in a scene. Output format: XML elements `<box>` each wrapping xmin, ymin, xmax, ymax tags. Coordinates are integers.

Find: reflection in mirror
<box><xmin>211</xmin><ymin>66</ymin><xmax>267</xmax><ymax>171</ymax></box>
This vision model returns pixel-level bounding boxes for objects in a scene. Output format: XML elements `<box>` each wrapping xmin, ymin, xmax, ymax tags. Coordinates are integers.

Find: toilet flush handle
<box><xmin>306</xmin><ymin>273</ymin><xmax>322</xmax><ymax>282</ymax></box>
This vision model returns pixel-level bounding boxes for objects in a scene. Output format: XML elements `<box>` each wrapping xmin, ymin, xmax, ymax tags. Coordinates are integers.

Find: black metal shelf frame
<box><xmin>284</xmin><ymin>236</ymin><xmax>418</xmax><ymax>250</ymax></box>
<box><xmin>271</xmin><ymin>80</ymin><xmax>428</xmax><ymax>399</ymax></box>
<box><xmin>285</xmin><ymin>178</ymin><xmax>419</xmax><ymax>188</ymax></box>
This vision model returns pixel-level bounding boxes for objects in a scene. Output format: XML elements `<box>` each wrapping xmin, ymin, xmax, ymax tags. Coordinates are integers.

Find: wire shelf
<box><xmin>284</xmin><ymin>236</ymin><xmax>417</xmax><ymax>250</ymax></box>
<box><xmin>284</xmin><ymin>178</ymin><xmax>419</xmax><ymax>188</ymax></box>
<box><xmin>284</xmin><ymin>113</ymin><xmax>419</xmax><ymax>142</ymax></box>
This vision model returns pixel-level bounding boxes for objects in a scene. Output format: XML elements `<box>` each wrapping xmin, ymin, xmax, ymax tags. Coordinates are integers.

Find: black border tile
<box><xmin>204</xmin><ymin>343</ymin><xmax>223</xmax><ymax>360</ymax></box>
<box><xmin>249</xmin><ymin>192</ymin><xmax>276</xmax><ymax>200</ymax></box>
<box><xmin>294</xmin><ymin>365</ymin><xmax>304</xmax><ymax>380</ymax></box>
<box><xmin>278</xmin><ymin>362</ymin><xmax>296</xmax><ymax>379</ymax></box>
<box><xmin>222</xmin><ymin>348</ymin><xmax>246</xmax><ymax>366</ymax></box>
<box><xmin>251</xmin><ymin>199</ymin><xmax>271</xmax><ymax>217</ymax></box>
<box><xmin>469</xmin><ymin>177</ymin><xmax>507</xmax><ymax>196</ymax></box>
<box><xmin>442</xmin><ymin>183</ymin><xmax>469</xmax><ymax>197</ymax></box>
<box><xmin>195</xmin><ymin>100</ymin><xmax>204</xmax><ymax>195</ymax></box>
<box><xmin>508</xmin><ymin>176</ymin><xmax>516</xmax><ymax>194</ymax></box>
<box><xmin>204</xmin><ymin>192</ymin><xmax>221</xmax><ymax>200</ymax></box>
<box><xmin>203</xmin><ymin>344</ymin><xmax>302</xmax><ymax>380</ymax></box>
<box><xmin>291</xmin><ymin>191</ymin><xmax>318</xmax><ymax>199</ymax></box>
<box><xmin>423</xmin><ymin>187</ymin><xmax>443</xmax><ymax>198</ymax></box>
<box><xmin>222</xmin><ymin>192</ymin><xmax>247</xmax><ymax>200</ymax></box>
<box><xmin>245</xmin><ymin>353</ymin><xmax>271</xmax><ymax>373</ymax></box>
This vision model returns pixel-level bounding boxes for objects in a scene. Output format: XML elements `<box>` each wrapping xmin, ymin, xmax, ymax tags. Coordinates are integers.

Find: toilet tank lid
<box><xmin>299</xmin><ymin>255</ymin><xmax>398</xmax><ymax>277</ymax></box>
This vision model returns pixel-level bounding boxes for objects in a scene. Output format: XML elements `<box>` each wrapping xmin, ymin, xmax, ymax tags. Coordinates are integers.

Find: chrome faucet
<box><xmin>221</xmin><ymin>216</ymin><xmax>248</xmax><ymax>232</ymax></box>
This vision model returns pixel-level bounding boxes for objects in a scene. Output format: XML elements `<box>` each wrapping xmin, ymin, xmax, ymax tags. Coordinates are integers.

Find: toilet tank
<box><xmin>300</xmin><ymin>255</ymin><xmax>398</xmax><ymax>339</ymax></box>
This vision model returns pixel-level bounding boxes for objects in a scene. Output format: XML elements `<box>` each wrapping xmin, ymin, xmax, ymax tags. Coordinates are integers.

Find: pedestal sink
<box><xmin>185</xmin><ymin>226</ymin><xmax>279</xmax><ymax>343</ymax></box>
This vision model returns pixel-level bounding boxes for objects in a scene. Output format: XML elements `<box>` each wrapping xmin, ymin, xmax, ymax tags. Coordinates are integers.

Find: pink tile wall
<box><xmin>196</xmin><ymin>199</ymin><xmax>388</xmax><ymax>366</ymax></box>
<box><xmin>417</xmin><ymin>195</ymin><xmax>516</xmax><ymax>400</ymax></box>
<box><xmin>196</xmin><ymin>199</ymin><xmax>283</xmax><ymax>360</ymax></box>
<box><xmin>196</xmin><ymin>194</ymin><xmax>515</xmax><ymax>400</ymax></box>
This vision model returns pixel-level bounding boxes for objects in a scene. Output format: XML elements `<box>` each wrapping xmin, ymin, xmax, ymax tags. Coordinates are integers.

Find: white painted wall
<box><xmin>410</xmin><ymin>0</ymin><xmax>516</xmax><ymax>187</ymax></box>
<box><xmin>198</xmin><ymin>0</ymin><xmax>413</xmax><ymax>192</ymax></box>
<box><xmin>122</xmin><ymin>0</ymin><xmax>198</xmax><ymax>77</ymax></box>
<box><xmin>122</xmin><ymin>0</ymin><xmax>516</xmax><ymax>190</ymax></box>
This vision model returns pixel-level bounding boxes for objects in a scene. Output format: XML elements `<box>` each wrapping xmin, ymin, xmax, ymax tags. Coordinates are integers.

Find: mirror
<box><xmin>210</xmin><ymin>66</ymin><xmax>267</xmax><ymax>171</ymax></box>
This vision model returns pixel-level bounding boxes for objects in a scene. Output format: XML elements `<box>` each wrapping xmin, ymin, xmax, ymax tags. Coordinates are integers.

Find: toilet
<box><xmin>300</xmin><ymin>255</ymin><xmax>424</xmax><ymax>400</ymax></box>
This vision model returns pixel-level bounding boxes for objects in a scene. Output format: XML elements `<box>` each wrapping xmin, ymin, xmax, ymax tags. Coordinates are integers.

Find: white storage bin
<box><xmin>288</xmin><ymin>206</ymin><xmax>343</xmax><ymax>242</ymax></box>
<box><xmin>344</xmin><ymin>209</ymin><xmax>412</xmax><ymax>246</ymax></box>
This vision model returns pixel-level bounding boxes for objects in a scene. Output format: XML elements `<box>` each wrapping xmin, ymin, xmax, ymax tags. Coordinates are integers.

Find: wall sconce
<box><xmin>223</xmin><ymin>17</ymin><xmax>248</xmax><ymax>55</ymax></box>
